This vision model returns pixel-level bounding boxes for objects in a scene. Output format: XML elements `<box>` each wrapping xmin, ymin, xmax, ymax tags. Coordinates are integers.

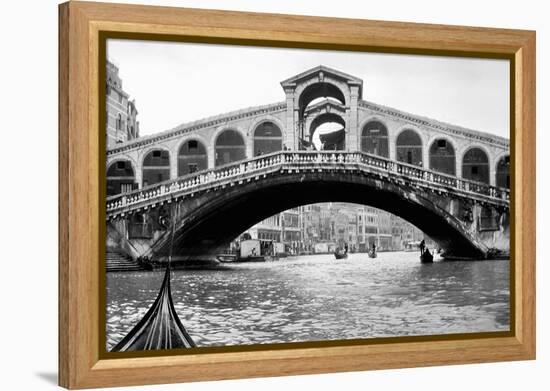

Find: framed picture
<box><xmin>59</xmin><ymin>1</ymin><xmax>535</xmax><ymax>389</ymax></box>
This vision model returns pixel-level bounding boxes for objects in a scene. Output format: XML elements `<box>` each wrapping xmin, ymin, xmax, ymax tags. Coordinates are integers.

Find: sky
<box><xmin>107</xmin><ymin>39</ymin><xmax>510</xmax><ymax>140</ymax></box>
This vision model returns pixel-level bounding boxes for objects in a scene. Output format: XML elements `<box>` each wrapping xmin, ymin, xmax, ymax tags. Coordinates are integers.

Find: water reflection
<box><xmin>106</xmin><ymin>252</ymin><xmax>509</xmax><ymax>350</ymax></box>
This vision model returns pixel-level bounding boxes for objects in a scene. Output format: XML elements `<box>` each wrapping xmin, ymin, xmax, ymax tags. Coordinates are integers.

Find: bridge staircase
<box><xmin>106</xmin><ymin>251</ymin><xmax>143</xmax><ymax>272</ymax></box>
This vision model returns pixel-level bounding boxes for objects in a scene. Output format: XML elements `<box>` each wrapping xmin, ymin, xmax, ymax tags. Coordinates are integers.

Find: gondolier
<box><xmin>368</xmin><ymin>242</ymin><xmax>377</xmax><ymax>259</ymax></box>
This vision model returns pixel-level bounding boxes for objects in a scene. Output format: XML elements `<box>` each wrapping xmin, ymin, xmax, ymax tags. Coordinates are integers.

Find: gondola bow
<box><xmin>111</xmin><ymin>265</ymin><xmax>196</xmax><ymax>351</ymax></box>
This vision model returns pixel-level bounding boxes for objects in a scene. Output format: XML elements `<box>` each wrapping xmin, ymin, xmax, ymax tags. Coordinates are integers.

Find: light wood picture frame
<box><xmin>58</xmin><ymin>1</ymin><xmax>536</xmax><ymax>389</ymax></box>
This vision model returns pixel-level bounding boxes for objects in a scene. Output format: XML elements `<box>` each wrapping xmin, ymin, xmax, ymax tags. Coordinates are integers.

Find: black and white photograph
<box><xmin>104</xmin><ymin>39</ymin><xmax>511</xmax><ymax>352</ymax></box>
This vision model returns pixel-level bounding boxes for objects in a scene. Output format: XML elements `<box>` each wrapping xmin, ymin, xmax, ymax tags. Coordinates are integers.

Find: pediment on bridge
<box><xmin>304</xmin><ymin>98</ymin><xmax>346</xmax><ymax>115</ymax></box>
<box><xmin>280</xmin><ymin>65</ymin><xmax>363</xmax><ymax>91</ymax></box>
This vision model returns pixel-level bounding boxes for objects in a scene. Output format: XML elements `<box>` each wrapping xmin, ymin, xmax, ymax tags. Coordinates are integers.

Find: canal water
<box><xmin>106</xmin><ymin>252</ymin><xmax>510</xmax><ymax>350</ymax></box>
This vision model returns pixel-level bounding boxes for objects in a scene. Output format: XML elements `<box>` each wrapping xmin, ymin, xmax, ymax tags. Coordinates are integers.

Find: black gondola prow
<box><xmin>111</xmin><ymin>199</ymin><xmax>196</xmax><ymax>352</ymax></box>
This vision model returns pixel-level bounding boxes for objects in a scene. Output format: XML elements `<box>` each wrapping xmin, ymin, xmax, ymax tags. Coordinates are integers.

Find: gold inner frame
<box><xmin>97</xmin><ymin>31</ymin><xmax>516</xmax><ymax>360</ymax></box>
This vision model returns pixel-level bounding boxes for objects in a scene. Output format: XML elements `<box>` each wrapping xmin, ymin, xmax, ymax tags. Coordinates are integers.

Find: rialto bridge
<box><xmin>105</xmin><ymin>66</ymin><xmax>510</xmax><ymax>263</ymax></box>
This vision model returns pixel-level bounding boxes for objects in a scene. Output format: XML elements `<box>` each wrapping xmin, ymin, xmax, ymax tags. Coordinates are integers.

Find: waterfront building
<box><xmin>357</xmin><ymin>206</ymin><xmax>379</xmax><ymax>250</ymax></box>
<box><xmin>301</xmin><ymin>205</ymin><xmax>321</xmax><ymax>252</ymax></box>
<box><xmin>332</xmin><ymin>210</ymin><xmax>350</xmax><ymax>246</ymax></box>
<box><xmin>347</xmin><ymin>217</ymin><xmax>358</xmax><ymax>252</ymax></box>
<box><xmin>333</xmin><ymin>206</ymin><xmax>358</xmax><ymax>251</ymax></box>
<box><xmin>106</xmin><ymin>60</ymin><xmax>140</xmax><ymax>148</ymax></box>
<box><xmin>245</xmin><ymin>202</ymin><xmax>427</xmax><ymax>254</ymax></box>
<box><xmin>390</xmin><ymin>215</ymin><xmax>424</xmax><ymax>250</ymax></box>
<box><xmin>247</xmin><ymin>215</ymin><xmax>282</xmax><ymax>242</ymax></box>
<box><xmin>282</xmin><ymin>208</ymin><xmax>302</xmax><ymax>253</ymax></box>
<box><xmin>356</xmin><ymin>208</ymin><xmax>366</xmax><ymax>251</ymax></box>
<box><xmin>377</xmin><ymin>211</ymin><xmax>393</xmax><ymax>250</ymax></box>
<box><xmin>245</xmin><ymin>208</ymin><xmax>304</xmax><ymax>253</ymax></box>
<box><xmin>318</xmin><ymin>204</ymin><xmax>334</xmax><ymax>242</ymax></box>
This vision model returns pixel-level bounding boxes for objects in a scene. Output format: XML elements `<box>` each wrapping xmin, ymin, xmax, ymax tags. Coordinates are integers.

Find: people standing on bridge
<box><xmin>419</xmin><ymin>239</ymin><xmax>426</xmax><ymax>255</ymax></box>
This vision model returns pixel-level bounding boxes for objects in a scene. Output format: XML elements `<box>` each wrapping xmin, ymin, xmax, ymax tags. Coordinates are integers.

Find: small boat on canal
<box><xmin>334</xmin><ymin>247</ymin><xmax>348</xmax><ymax>260</ymax></box>
<box><xmin>420</xmin><ymin>248</ymin><xmax>434</xmax><ymax>264</ymax></box>
<box><xmin>368</xmin><ymin>248</ymin><xmax>377</xmax><ymax>259</ymax></box>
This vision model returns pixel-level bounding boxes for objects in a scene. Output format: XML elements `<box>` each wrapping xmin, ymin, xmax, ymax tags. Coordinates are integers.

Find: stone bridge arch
<box><xmin>296</xmin><ymin>80</ymin><xmax>348</xmax><ymax>149</ymax></box>
<box><xmin>303</xmin><ymin>100</ymin><xmax>347</xmax><ymax>148</ymax></box>
<box><xmin>144</xmin><ymin>170</ymin><xmax>490</xmax><ymax>262</ymax></box>
<box><xmin>295</xmin><ymin>78</ymin><xmax>349</xmax><ymax>116</ymax></box>
<box><xmin>104</xmin><ymin>65</ymin><xmax>512</xmax><ymax>264</ymax></box>
<box><xmin>308</xmin><ymin>112</ymin><xmax>346</xmax><ymax>150</ymax></box>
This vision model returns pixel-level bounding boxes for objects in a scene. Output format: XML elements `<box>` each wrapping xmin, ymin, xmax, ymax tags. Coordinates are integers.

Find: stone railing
<box><xmin>106</xmin><ymin>151</ymin><xmax>510</xmax><ymax>218</ymax></box>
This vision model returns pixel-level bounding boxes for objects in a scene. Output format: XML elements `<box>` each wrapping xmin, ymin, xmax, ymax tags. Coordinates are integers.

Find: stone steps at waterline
<box><xmin>106</xmin><ymin>251</ymin><xmax>144</xmax><ymax>272</ymax></box>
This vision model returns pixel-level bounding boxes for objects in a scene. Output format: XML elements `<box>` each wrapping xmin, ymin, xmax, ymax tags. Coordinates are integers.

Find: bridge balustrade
<box><xmin>106</xmin><ymin>151</ymin><xmax>510</xmax><ymax>216</ymax></box>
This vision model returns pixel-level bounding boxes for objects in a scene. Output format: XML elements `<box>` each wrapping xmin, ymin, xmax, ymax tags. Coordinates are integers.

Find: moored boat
<box><xmin>216</xmin><ymin>253</ymin><xmax>238</xmax><ymax>263</ymax></box>
<box><xmin>222</xmin><ymin>239</ymin><xmax>282</xmax><ymax>262</ymax></box>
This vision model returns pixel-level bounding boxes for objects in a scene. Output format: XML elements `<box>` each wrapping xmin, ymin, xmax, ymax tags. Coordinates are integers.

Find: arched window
<box><xmin>496</xmin><ymin>155</ymin><xmax>510</xmax><ymax>188</ymax></box>
<box><xmin>106</xmin><ymin>160</ymin><xmax>136</xmax><ymax>196</ymax></box>
<box><xmin>178</xmin><ymin>139</ymin><xmax>207</xmax><ymax>176</ymax></box>
<box><xmin>429</xmin><ymin>138</ymin><xmax>456</xmax><ymax>175</ymax></box>
<box><xmin>142</xmin><ymin>149</ymin><xmax>170</xmax><ymax>187</ymax></box>
<box><xmin>396</xmin><ymin>129</ymin><xmax>423</xmax><ymax>167</ymax></box>
<box><xmin>296</xmin><ymin>82</ymin><xmax>346</xmax><ymax>146</ymax></box>
<box><xmin>462</xmin><ymin>148</ymin><xmax>489</xmax><ymax>184</ymax></box>
<box><xmin>253</xmin><ymin>122</ymin><xmax>282</xmax><ymax>156</ymax></box>
<box><xmin>215</xmin><ymin>130</ymin><xmax>246</xmax><ymax>167</ymax></box>
<box><xmin>361</xmin><ymin>121</ymin><xmax>389</xmax><ymax>158</ymax></box>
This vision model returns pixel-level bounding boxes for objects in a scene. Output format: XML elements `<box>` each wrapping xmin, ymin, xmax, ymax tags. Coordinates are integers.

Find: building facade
<box><xmin>106</xmin><ymin>60</ymin><xmax>140</xmax><ymax>148</ymax></box>
<box><xmin>245</xmin><ymin>202</ymin><xmax>424</xmax><ymax>254</ymax></box>
<box><xmin>247</xmin><ymin>215</ymin><xmax>282</xmax><ymax>242</ymax></box>
<box><xmin>390</xmin><ymin>214</ymin><xmax>425</xmax><ymax>250</ymax></box>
